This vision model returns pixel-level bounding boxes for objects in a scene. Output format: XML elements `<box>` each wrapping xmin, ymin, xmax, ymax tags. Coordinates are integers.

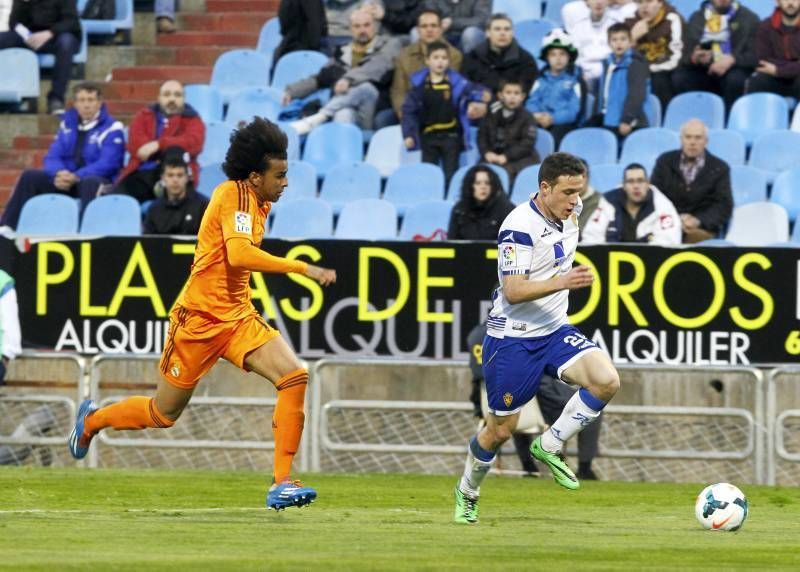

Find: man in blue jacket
<box><xmin>0</xmin><ymin>82</ymin><xmax>125</xmax><ymax>230</ymax></box>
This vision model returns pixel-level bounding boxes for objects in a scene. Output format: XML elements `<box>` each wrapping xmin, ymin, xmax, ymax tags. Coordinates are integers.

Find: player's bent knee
<box><xmin>149</xmin><ymin>398</ymin><xmax>178</xmax><ymax>428</ymax></box>
<box><xmin>590</xmin><ymin>367</ymin><xmax>620</xmax><ymax>400</ymax></box>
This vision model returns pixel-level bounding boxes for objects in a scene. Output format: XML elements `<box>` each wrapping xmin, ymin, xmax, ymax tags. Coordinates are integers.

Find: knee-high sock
<box><xmin>83</xmin><ymin>396</ymin><xmax>175</xmax><ymax>441</ymax></box>
<box><xmin>459</xmin><ymin>435</ymin><xmax>496</xmax><ymax>497</ymax></box>
<box><xmin>272</xmin><ymin>369</ymin><xmax>308</xmax><ymax>483</ymax></box>
<box><xmin>540</xmin><ymin>388</ymin><xmax>605</xmax><ymax>453</ymax></box>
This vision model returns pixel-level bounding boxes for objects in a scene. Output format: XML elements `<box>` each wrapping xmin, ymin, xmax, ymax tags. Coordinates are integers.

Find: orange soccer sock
<box><xmin>272</xmin><ymin>369</ymin><xmax>308</xmax><ymax>483</ymax></box>
<box><xmin>83</xmin><ymin>396</ymin><xmax>175</xmax><ymax>440</ymax></box>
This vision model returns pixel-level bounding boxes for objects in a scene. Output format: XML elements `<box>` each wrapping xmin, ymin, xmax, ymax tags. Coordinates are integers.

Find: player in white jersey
<box><xmin>454</xmin><ymin>152</ymin><xmax>620</xmax><ymax>524</ymax></box>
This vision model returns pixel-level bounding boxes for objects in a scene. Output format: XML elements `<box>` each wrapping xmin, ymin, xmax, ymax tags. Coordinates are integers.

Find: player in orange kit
<box><xmin>68</xmin><ymin>117</ymin><xmax>336</xmax><ymax>510</ymax></box>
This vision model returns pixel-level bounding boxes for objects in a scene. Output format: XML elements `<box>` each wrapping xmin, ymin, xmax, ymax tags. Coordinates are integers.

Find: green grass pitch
<box><xmin>1</xmin><ymin>468</ymin><xmax>799</xmax><ymax>571</ymax></box>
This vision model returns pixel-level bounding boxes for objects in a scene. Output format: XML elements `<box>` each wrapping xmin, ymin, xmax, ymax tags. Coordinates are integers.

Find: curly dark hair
<box><xmin>222</xmin><ymin>117</ymin><xmax>288</xmax><ymax>180</ymax></box>
<box><xmin>460</xmin><ymin>165</ymin><xmax>504</xmax><ymax>204</ymax></box>
<box><xmin>538</xmin><ymin>152</ymin><xmax>586</xmax><ymax>188</ymax></box>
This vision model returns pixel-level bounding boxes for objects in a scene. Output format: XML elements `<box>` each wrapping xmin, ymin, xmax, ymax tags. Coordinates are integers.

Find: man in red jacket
<box><xmin>748</xmin><ymin>0</ymin><xmax>800</xmax><ymax>98</ymax></box>
<box><xmin>114</xmin><ymin>80</ymin><xmax>206</xmax><ymax>203</ymax></box>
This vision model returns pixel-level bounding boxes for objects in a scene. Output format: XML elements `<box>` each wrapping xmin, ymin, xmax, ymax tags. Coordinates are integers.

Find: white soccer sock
<box><xmin>540</xmin><ymin>388</ymin><xmax>606</xmax><ymax>453</ymax></box>
<box><xmin>459</xmin><ymin>436</ymin><xmax>495</xmax><ymax>497</ymax></box>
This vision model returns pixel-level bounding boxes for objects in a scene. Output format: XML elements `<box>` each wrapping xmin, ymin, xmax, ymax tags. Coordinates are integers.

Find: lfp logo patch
<box><xmin>502</xmin><ymin>244</ymin><xmax>516</xmax><ymax>266</ymax></box>
<box><xmin>234</xmin><ymin>211</ymin><xmax>252</xmax><ymax>234</ymax></box>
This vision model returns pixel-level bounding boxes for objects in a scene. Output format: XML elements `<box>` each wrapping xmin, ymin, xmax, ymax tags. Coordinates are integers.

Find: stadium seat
<box><xmin>198</xmin><ymin>121</ymin><xmax>236</xmax><ymax>166</ymax></box>
<box><xmin>559</xmin><ymin>128</ymin><xmax>618</xmax><ymax>165</ymax></box>
<box><xmin>38</xmin><ymin>27</ymin><xmax>87</xmax><ymax>70</ymax></box>
<box><xmin>748</xmin><ymin>131</ymin><xmax>800</xmax><ymax>182</ymax></box>
<box><xmin>619</xmin><ymin>128</ymin><xmax>680</xmax><ymax>173</ymax></box>
<box><xmin>510</xmin><ymin>164</ymin><xmax>540</xmax><ymax>204</ymax></box>
<box><xmin>383</xmin><ymin>164</ymin><xmax>445</xmax><ymax>216</ymax></box>
<box><xmin>256</xmin><ymin>17</ymin><xmax>282</xmax><ymax>63</ymax></box>
<box><xmin>543</xmin><ymin>0</ymin><xmax>570</xmax><ymax>25</ymax></box>
<box><xmin>791</xmin><ymin>102</ymin><xmax>800</xmax><ymax>133</ymax></box>
<box><xmin>225</xmin><ymin>87</ymin><xmax>283</xmax><ymax>125</ymax></box>
<box><xmin>707</xmin><ymin>129</ymin><xmax>746</xmax><ymax>167</ymax></box>
<box><xmin>210</xmin><ymin>50</ymin><xmax>271</xmax><ymax>103</ymax></box>
<box><xmin>197</xmin><ymin>162</ymin><xmax>227</xmax><ymax>198</ymax></box>
<box><xmin>590</xmin><ymin>163</ymin><xmax>624</xmax><ymax>193</ymax></box>
<box><xmin>670</xmin><ymin>0</ymin><xmax>697</xmax><ymax>19</ymax></box>
<box><xmin>0</xmin><ymin>49</ymin><xmax>39</xmax><ymax>105</ymax></box>
<box><xmin>645</xmin><ymin>93</ymin><xmax>662</xmax><ymax>128</ymax></box>
<box><xmin>302</xmin><ymin>122</ymin><xmax>364</xmax><ymax>178</ymax></box>
<box><xmin>729</xmin><ymin>165</ymin><xmax>768</xmax><ymax>207</ymax></box>
<box><xmin>399</xmin><ymin>200</ymin><xmax>453</xmax><ymax>240</ymax></box>
<box><xmin>447</xmin><ymin>164</ymin><xmax>509</xmax><ymax>202</ymax></box>
<box><xmin>80</xmin><ymin>195</ymin><xmax>141</xmax><ymax>236</ymax></box>
<box><xmin>792</xmin><ymin>219</ymin><xmax>800</xmax><ymax>244</ymax></box>
<box><xmin>726</xmin><ymin>202</ymin><xmax>789</xmax><ymax>246</ymax></box>
<box><xmin>493</xmin><ymin>0</ymin><xmax>542</xmax><ymax>22</ymax></box>
<box><xmin>270</xmin><ymin>198</ymin><xmax>333</xmax><ymax>238</ymax></box>
<box><xmin>748</xmin><ymin>0</ymin><xmax>775</xmax><ymax>18</ymax></box>
<box><xmin>319</xmin><ymin>161</ymin><xmax>382</xmax><ymax>214</ymax></box>
<box><xmin>335</xmin><ymin>198</ymin><xmax>398</xmax><ymax>240</ymax></box>
<box><xmin>184</xmin><ymin>84</ymin><xmax>224</xmax><ymax>124</ymax></box>
<box><xmin>277</xmin><ymin>122</ymin><xmax>301</xmax><ymax>161</ymax></box>
<box><xmin>535</xmin><ymin>128</ymin><xmax>555</xmax><ymax>160</ymax></box>
<box><xmin>284</xmin><ymin>160</ymin><xmax>317</xmax><ymax>200</ymax></box>
<box><xmin>270</xmin><ymin>50</ymin><xmax>329</xmax><ymax>92</ymax></box>
<box><xmin>770</xmin><ymin>167</ymin><xmax>800</xmax><ymax>222</ymax></box>
<box><xmin>663</xmin><ymin>91</ymin><xmax>725</xmax><ymax>131</ymax></box>
<box><xmin>727</xmin><ymin>93</ymin><xmax>789</xmax><ymax>146</ymax></box>
<box><xmin>695</xmin><ymin>239</ymin><xmax>735</xmax><ymax>247</ymax></box>
<box><xmin>365</xmin><ymin>125</ymin><xmax>420</xmax><ymax>177</ymax></box>
<box><xmin>514</xmin><ymin>19</ymin><xmax>554</xmax><ymax>63</ymax></box>
<box><xmin>16</xmin><ymin>194</ymin><xmax>79</xmax><ymax>235</ymax></box>
<box><xmin>79</xmin><ymin>0</ymin><xmax>134</xmax><ymax>39</ymax></box>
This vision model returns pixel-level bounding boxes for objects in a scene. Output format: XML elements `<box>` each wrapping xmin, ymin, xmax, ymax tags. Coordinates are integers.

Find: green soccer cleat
<box><xmin>530</xmin><ymin>436</ymin><xmax>580</xmax><ymax>490</ymax></box>
<box><xmin>454</xmin><ymin>485</ymin><xmax>479</xmax><ymax>524</ymax></box>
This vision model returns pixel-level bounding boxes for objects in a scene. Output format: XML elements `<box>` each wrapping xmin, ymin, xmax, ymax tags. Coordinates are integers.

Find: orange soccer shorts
<box><xmin>159</xmin><ymin>304</ymin><xmax>281</xmax><ymax>389</ymax></box>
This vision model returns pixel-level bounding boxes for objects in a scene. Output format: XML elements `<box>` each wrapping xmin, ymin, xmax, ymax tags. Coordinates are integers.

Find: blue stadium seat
<box><xmin>198</xmin><ymin>121</ymin><xmax>236</xmax><ymax>166</ymax></box>
<box><xmin>727</xmin><ymin>93</ymin><xmax>789</xmax><ymax>146</ymax></box>
<box><xmin>38</xmin><ymin>28</ymin><xmax>87</xmax><ymax>69</ymax></box>
<box><xmin>513</xmin><ymin>19</ymin><xmax>554</xmax><ymax>62</ymax></box>
<box><xmin>726</xmin><ymin>202</ymin><xmax>789</xmax><ymax>246</ymax></box>
<box><xmin>793</xmin><ymin>218</ymin><xmax>800</xmax><ymax>244</ymax></box>
<box><xmin>619</xmin><ymin>128</ymin><xmax>680</xmax><ymax>173</ymax></box>
<box><xmin>535</xmin><ymin>128</ymin><xmax>555</xmax><ymax>160</ymax></box>
<box><xmin>749</xmin><ymin>0</ymin><xmax>775</xmax><ymax>19</ymax></box>
<box><xmin>770</xmin><ymin>167</ymin><xmax>800</xmax><ymax>222</ymax></box>
<box><xmin>510</xmin><ymin>164</ymin><xmax>540</xmax><ymax>204</ymax></box>
<box><xmin>729</xmin><ymin>165</ymin><xmax>768</xmax><ymax>207</ymax></box>
<box><xmin>302</xmin><ymin>122</ymin><xmax>364</xmax><ymax>178</ymax></box>
<box><xmin>670</xmin><ymin>0</ymin><xmax>699</xmax><ymax>19</ymax></box>
<box><xmin>590</xmin><ymin>163</ymin><xmax>624</xmax><ymax>193</ymax></box>
<box><xmin>184</xmin><ymin>84</ymin><xmax>224</xmax><ymax>124</ymax></box>
<box><xmin>543</xmin><ymin>0</ymin><xmax>570</xmax><ymax>25</ymax></box>
<box><xmin>285</xmin><ymin>160</ymin><xmax>318</xmax><ymax>200</ymax></box>
<box><xmin>749</xmin><ymin>131</ymin><xmax>800</xmax><ymax>182</ymax></box>
<box><xmin>695</xmin><ymin>239</ymin><xmax>735</xmax><ymax>247</ymax></box>
<box><xmin>270</xmin><ymin>50</ymin><xmax>329</xmax><ymax>92</ymax></box>
<box><xmin>383</xmin><ymin>163</ymin><xmax>445</xmax><ymax>216</ymax></box>
<box><xmin>365</xmin><ymin>125</ymin><xmax>420</xmax><ymax>177</ymax></box>
<box><xmin>319</xmin><ymin>161</ymin><xmax>382</xmax><ymax>214</ymax></box>
<box><xmin>448</xmin><ymin>164</ymin><xmax>509</xmax><ymax>203</ymax></box>
<box><xmin>256</xmin><ymin>17</ymin><xmax>282</xmax><ymax>62</ymax></box>
<box><xmin>277</xmin><ymin>122</ymin><xmax>301</xmax><ymax>161</ymax></box>
<box><xmin>399</xmin><ymin>200</ymin><xmax>452</xmax><ymax>240</ymax></box>
<box><xmin>270</xmin><ymin>198</ymin><xmax>333</xmax><ymax>239</ymax></box>
<box><xmin>79</xmin><ymin>0</ymin><xmax>133</xmax><ymax>38</ymax></box>
<box><xmin>487</xmin><ymin>164</ymin><xmax>510</xmax><ymax>191</ymax></box>
<box><xmin>17</xmin><ymin>194</ymin><xmax>79</xmax><ymax>235</ymax></box>
<box><xmin>0</xmin><ymin>49</ymin><xmax>39</xmax><ymax>104</ymax></box>
<box><xmin>559</xmin><ymin>128</ymin><xmax>618</xmax><ymax>165</ymax></box>
<box><xmin>80</xmin><ymin>195</ymin><xmax>141</xmax><ymax>236</ymax></box>
<box><xmin>197</xmin><ymin>162</ymin><xmax>227</xmax><ymax>198</ymax></box>
<box><xmin>493</xmin><ymin>0</ymin><xmax>542</xmax><ymax>21</ymax></box>
<box><xmin>335</xmin><ymin>198</ymin><xmax>398</xmax><ymax>240</ymax></box>
<box><xmin>645</xmin><ymin>93</ymin><xmax>662</xmax><ymax>127</ymax></box>
<box><xmin>225</xmin><ymin>87</ymin><xmax>283</xmax><ymax>125</ymax></box>
<box><xmin>211</xmin><ymin>50</ymin><xmax>271</xmax><ymax>103</ymax></box>
<box><xmin>663</xmin><ymin>91</ymin><xmax>725</xmax><ymax>131</ymax></box>
<box><xmin>707</xmin><ymin>129</ymin><xmax>746</xmax><ymax>166</ymax></box>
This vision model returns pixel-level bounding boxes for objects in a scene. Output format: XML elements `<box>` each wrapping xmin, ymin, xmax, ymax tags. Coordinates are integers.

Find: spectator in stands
<box><xmin>577</xmin><ymin>162</ymin><xmax>605</xmax><ymax>236</ymax></box>
<box><xmin>672</xmin><ymin>0</ymin><xmax>759</xmax><ymax>111</ymax></box>
<box><xmin>447</xmin><ymin>165</ymin><xmax>514</xmax><ymax>239</ymax></box>
<box><xmin>563</xmin><ymin>0</ymin><xmax>637</xmax><ymax>34</ymax></box>
<box><xmin>287</xmin><ymin>9</ymin><xmax>402</xmax><ymax>134</ymax></box>
<box><xmin>0</xmin><ymin>0</ymin><xmax>81</xmax><ymax>114</ymax></box>
<box><xmin>462</xmin><ymin>13</ymin><xmax>539</xmax><ymax>102</ymax></box>
<box><xmin>274</xmin><ymin>0</ymin><xmax>328</xmax><ymax>63</ymax></box>
<box><xmin>588</xmin><ymin>23</ymin><xmax>650</xmax><ymax>136</ymax></box>
<box><xmin>747</xmin><ymin>0</ymin><xmax>800</xmax><ymax>99</ymax></box>
<box><xmin>650</xmin><ymin>118</ymin><xmax>732</xmax><ymax>243</ymax></box>
<box><xmin>325</xmin><ymin>0</ymin><xmax>384</xmax><ymax>53</ymax></box>
<box><xmin>156</xmin><ymin>0</ymin><xmax>177</xmax><ymax>33</ymax></box>
<box><xmin>624</xmin><ymin>0</ymin><xmax>684</xmax><ymax>109</ymax></box>
<box><xmin>479</xmin><ymin>79</ymin><xmax>538</xmax><ymax>187</ymax></box>
<box><xmin>391</xmin><ymin>8</ymin><xmax>462</xmax><ymax>120</ymax></box>
<box><xmin>0</xmin><ymin>268</ymin><xmax>21</xmax><ymax>386</ymax></box>
<box><xmin>0</xmin><ymin>82</ymin><xmax>125</xmax><ymax>230</ymax></box>
<box><xmin>114</xmin><ymin>80</ymin><xmax>205</xmax><ymax>203</ymax></box>
<box><xmin>582</xmin><ymin>162</ymin><xmax>681</xmax><ymax>244</ymax></box>
<box><xmin>143</xmin><ymin>150</ymin><xmax>208</xmax><ymax>235</ymax></box>
<box><xmin>422</xmin><ymin>0</ymin><xmax>489</xmax><ymax>54</ymax></box>
<box><xmin>566</xmin><ymin>0</ymin><xmax>631</xmax><ymax>89</ymax></box>
<box><xmin>526</xmin><ymin>29</ymin><xmax>585</xmax><ymax>147</ymax></box>
<box><xmin>383</xmin><ymin>0</ymin><xmax>424</xmax><ymax>38</ymax></box>
<box><xmin>402</xmin><ymin>41</ymin><xmax>489</xmax><ymax>184</ymax></box>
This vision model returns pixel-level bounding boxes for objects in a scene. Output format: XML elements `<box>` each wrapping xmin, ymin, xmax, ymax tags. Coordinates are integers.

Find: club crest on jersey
<box><xmin>234</xmin><ymin>211</ymin><xmax>252</xmax><ymax>234</ymax></box>
<box><xmin>170</xmin><ymin>362</ymin><xmax>181</xmax><ymax>378</ymax></box>
<box><xmin>503</xmin><ymin>392</ymin><xmax>513</xmax><ymax>407</ymax></box>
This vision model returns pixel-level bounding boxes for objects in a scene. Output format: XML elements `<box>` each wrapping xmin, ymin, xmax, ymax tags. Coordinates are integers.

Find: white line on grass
<box><xmin>0</xmin><ymin>507</ymin><xmax>264</xmax><ymax>515</ymax></box>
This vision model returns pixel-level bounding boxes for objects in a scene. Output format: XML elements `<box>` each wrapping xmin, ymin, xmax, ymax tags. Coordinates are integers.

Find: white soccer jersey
<box><xmin>487</xmin><ymin>196</ymin><xmax>582</xmax><ymax>339</ymax></box>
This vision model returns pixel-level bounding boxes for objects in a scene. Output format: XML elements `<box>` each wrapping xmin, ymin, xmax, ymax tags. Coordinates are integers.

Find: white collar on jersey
<box><xmin>529</xmin><ymin>194</ymin><xmax>564</xmax><ymax>232</ymax></box>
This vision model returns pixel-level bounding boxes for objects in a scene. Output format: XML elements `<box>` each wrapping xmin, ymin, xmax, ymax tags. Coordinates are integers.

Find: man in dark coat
<box><xmin>747</xmin><ymin>0</ymin><xmax>800</xmax><ymax>99</ymax></box>
<box><xmin>274</xmin><ymin>0</ymin><xmax>328</xmax><ymax>64</ymax></box>
<box><xmin>143</xmin><ymin>151</ymin><xmax>208</xmax><ymax>235</ymax></box>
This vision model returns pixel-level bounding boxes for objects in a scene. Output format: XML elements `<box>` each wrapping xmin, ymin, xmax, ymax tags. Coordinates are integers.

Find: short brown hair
<box><xmin>73</xmin><ymin>82</ymin><xmax>103</xmax><ymax>98</ymax></box>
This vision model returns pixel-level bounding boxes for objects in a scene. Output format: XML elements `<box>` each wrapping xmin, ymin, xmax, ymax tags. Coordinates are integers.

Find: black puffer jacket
<box><xmin>9</xmin><ymin>0</ymin><xmax>81</xmax><ymax>37</ymax></box>
<box><xmin>448</xmin><ymin>187</ymin><xmax>515</xmax><ymax>240</ymax></box>
<box><xmin>461</xmin><ymin>39</ymin><xmax>539</xmax><ymax>94</ymax></box>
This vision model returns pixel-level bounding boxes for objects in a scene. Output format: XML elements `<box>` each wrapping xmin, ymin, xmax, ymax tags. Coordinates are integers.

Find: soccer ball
<box><xmin>694</xmin><ymin>483</ymin><xmax>749</xmax><ymax>531</ymax></box>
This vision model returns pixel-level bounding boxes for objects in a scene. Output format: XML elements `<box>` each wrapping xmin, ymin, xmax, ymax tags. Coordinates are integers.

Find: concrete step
<box><xmin>0</xmin><ymin>168</ymin><xmax>21</xmax><ymax>186</ymax></box>
<box><xmin>205</xmin><ymin>0</ymin><xmax>278</xmax><ymax>12</ymax></box>
<box><xmin>0</xmin><ymin>187</ymin><xmax>12</xmax><ymax>208</ymax></box>
<box><xmin>174</xmin><ymin>46</ymin><xmax>231</xmax><ymax>66</ymax></box>
<box><xmin>157</xmin><ymin>31</ymin><xmax>258</xmax><ymax>47</ymax></box>
<box><xmin>105</xmin><ymin>99</ymin><xmax>153</xmax><ymax>115</ymax></box>
<box><xmin>0</xmin><ymin>149</ymin><xmax>45</xmax><ymax>169</ymax></box>
<box><xmin>112</xmin><ymin>65</ymin><xmax>212</xmax><ymax>83</ymax></box>
<box><xmin>104</xmin><ymin>80</ymin><xmax>163</xmax><ymax>100</ymax></box>
<box><xmin>12</xmin><ymin>135</ymin><xmax>55</xmax><ymax>150</ymax></box>
<box><xmin>179</xmin><ymin>12</ymin><xmax>272</xmax><ymax>34</ymax></box>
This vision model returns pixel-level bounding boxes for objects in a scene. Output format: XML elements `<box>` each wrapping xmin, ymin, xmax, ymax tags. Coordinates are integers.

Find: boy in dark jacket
<box><xmin>479</xmin><ymin>79</ymin><xmax>538</xmax><ymax>187</ymax></box>
<box><xmin>144</xmin><ymin>151</ymin><xmax>209</xmax><ymax>235</ymax></box>
<box><xmin>748</xmin><ymin>0</ymin><xmax>800</xmax><ymax>99</ymax></box>
<box><xmin>591</xmin><ymin>23</ymin><xmax>650</xmax><ymax>138</ymax></box>
<box><xmin>402</xmin><ymin>41</ymin><xmax>489</xmax><ymax>185</ymax></box>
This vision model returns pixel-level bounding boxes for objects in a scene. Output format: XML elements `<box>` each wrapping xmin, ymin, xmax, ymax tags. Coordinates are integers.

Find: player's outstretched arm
<box><xmin>304</xmin><ymin>264</ymin><xmax>336</xmax><ymax>286</ymax></box>
<box><xmin>226</xmin><ymin>237</ymin><xmax>309</xmax><ymax>275</ymax></box>
<box><xmin>503</xmin><ymin>265</ymin><xmax>593</xmax><ymax>304</ymax></box>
